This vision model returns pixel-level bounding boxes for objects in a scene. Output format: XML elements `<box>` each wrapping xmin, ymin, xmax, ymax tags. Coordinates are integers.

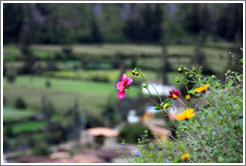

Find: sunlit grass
<box><xmin>3</xmin><ymin>76</ymin><xmax>138</xmax><ymax>116</ymax></box>
<box><xmin>3</xmin><ymin>107</ymin><xmax>36</xmax><ymax>122</ymax></box>
<box><xmin>12</xmin><ymin>121</ymin><xmax>45</xmax><ymax>134</ymax></box>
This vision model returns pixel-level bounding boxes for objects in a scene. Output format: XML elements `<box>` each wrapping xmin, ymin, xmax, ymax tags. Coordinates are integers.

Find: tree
<box><xmin>19</xmin><ymin>17</ymin><xmax>36</xmax><ymax>75</ymax></box>
<box><xmin>91</xmin><ymin>17</ymin><xmax>103</xmax><ymax>44</ymax></box>
<box><xmin>160</xmin><ymin>6</ymin><xmax>171</xmax><ymax>85</ymax></box>
<box><xmin>216</xmin><ymin>3</ymin><xmax>243</xmax><ymax>41</ymax></box>
<box><xmin>124</xmin><ymin>4</ymin><xmax>164</xmax><ymax>43</ymax></box>
<box><xmin>192</xmin><ymin>31</ymin><xmax>207</xmax><ymax>68</ymax></box>
<box><xmin>72</xmin><ymin>96</ymin><xmax>81</xmax><ymax>138</ymax></box>
<box><xmin>3</xmin><ymin>4</ymin><xmax>25</xmax><ymax>44</ymax></box>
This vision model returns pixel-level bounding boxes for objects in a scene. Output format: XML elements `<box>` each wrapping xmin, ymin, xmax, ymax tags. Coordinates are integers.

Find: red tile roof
<box><xmin>87</xmin><ymin>127</ymin><xmax>118</xmax><ymax>137</ymax></box>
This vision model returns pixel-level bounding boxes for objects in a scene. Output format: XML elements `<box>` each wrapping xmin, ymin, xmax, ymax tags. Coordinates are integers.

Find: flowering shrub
<box><xmin>117</xmin><ymin>49</ymin><xmax>243</xmax><ymax>163</ymax></box>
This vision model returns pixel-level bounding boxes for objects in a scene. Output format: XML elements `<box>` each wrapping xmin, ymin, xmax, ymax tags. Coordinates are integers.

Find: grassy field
<box><xmin>3</xmin><ymin>107</ymin><xmax>36</xmax><ymax>122</ymax></box>
<box><xmin>8</xmin><ymin>76</ymin><xmax>116</xmax><ymax>95</ymax></box>
<box><xmin>3</xmin><ymin>76</ymin><xmax>139</xmax><ymax>117</ymax></box>
<box><xmin>3</xmin><ymin>43</ymin><xmax>231</xmax><ymax>75</ymax></box>
<box><xmin>3</xmin><ymin>69</ymin><xmax>182</xmax><ymax>118</ymax></box>
<box><xmin>43</xmin><ymin>69</ymin><xmax>158</xmax><ymax>82</ymax></box>
<box><xmin>12</xmin><ymin>121</ymin><xmax>45</xmax><ymax>134</ymax></box>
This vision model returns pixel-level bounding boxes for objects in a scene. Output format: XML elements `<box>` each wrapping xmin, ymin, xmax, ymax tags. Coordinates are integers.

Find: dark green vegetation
<box><xmin>3</xmin><ymin>4</ymin><xmax>242</xmax><ymax>44</ymax></box>
<box><xmin>117</xmin><ymin>123</ymin><xmax>153</xmax><ymax>144</ymax></box>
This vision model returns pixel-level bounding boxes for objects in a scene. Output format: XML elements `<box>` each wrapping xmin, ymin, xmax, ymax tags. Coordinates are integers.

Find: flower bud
<box><xmin>132</xmin><ymin>67</ymin><xmax>139</xmax><ymax>76</ymax></box>
<box><xmin>178</xmin><ymin>65</ymin><xmax>184</xmax><ymax>73</ymax></box>
<box><xmin>178</xmin><ymin>68</ymin><xmax>183</xmax><ymax>73</ymax></box>
<box><xmin>163</xmin><ymin>103</ymin><xmax>171</xmax><ymax>109</ymax></box>
<box><xmin>175</xmin><ymin>76</ymin><xmax>180</xmax><ymax>82</ymax></box>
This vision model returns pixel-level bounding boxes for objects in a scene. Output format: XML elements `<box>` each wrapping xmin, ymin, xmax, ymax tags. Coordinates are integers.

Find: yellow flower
<box><xmin>184</xmin><ymin>108</ymin><xmax>195</xmax><ymax>119</ymax></box>
<box><xmin>176</xmin><ymin>109</ymin><xmax>195</xmax><ymax>120</ymax></box>
<box><xmin>195</xmin><ymin>84</ymin><xmax>210</xmax><ymax>93</ymax></box>
<box><xmin>177</xmin><ymin>113</ymin><xmax>185</xmax><ymax>120</ymax></box>
<box><xmin>185</xmin><ymin>94</ymin><xmax>191</xmax><ymax>100</ymax></box>
<box><xmin>180</xmin><ymin>153</ymin><xmax>190</xmax><ymax>160</ymax></box>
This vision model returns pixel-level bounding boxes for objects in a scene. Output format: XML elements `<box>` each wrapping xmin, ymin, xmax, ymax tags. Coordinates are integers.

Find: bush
<box><xmin>181</xmin><ymin>69</ymin><xmax>243</xmax><ymax>163</ymax></box>
<box><xmin>54</xmin><ymin>52</ymin><xmax>65</xmax><ymax>60</ymax></box>
<box><xmin>120</xmin><ymin>49</ymin><xmax>243</xmax><ymax>163</ymax></box>
<box><xmin>90</xmin><ymin>75</ymin><xmax>110</xmax><ymax>82</ymax></box>
<box><xmin>15</xmin><ymin>97</ymin><xmax>27</xmax><ymax>109</ymax></box>
<box><xmin>46</xmin><ymin>58</ymin><xmax>58</xmax><ymax>71</ymax></box>
<box><xmin>134</xmin><ymin>68</ymin><xmax>243</xmax><ymax>163</ymax></box>
<box><xmin>62</xmin><ymin>46</ymin><xmax>73</xmax><ymax>59</ymax></box>
<box><xmin>45</xmin><ymin>79</ymin><xmax>51</xmax><ymax>88</ymax></box>
<box><xmin>117</xmin><ymin>122</ymin><xmax>153</xmax><ymax>144</ymax></box>
<box><xmin>6</xmin><ymin>68</ymin><xmax>17</xmax><ymax>83</ymax></box>
<box><xmin>33</xmin><ymin>64</ymin><xmax>45</xmax><ymax>75</ymax></box>
<box><xmin>32</xmin><ymin>144</ymin><xmax>51</xmax><ymax>156</ymax></box>
<box><xmin>85</xmin><ymin>114</ymin><xmax>104</xmax><ymax>128</ymax></box>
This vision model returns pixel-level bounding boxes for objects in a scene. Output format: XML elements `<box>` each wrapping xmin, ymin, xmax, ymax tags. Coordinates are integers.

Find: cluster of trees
<box><xmin>3</xmin><ymin>3</ymin><xmax>243</xmax><ymax>44</ymax></box>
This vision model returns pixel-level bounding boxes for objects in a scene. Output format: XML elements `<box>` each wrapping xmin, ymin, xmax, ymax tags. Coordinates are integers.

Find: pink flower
<box><xmin>168</xmin><ymin>89</ymin><xmax>180</xmax><ymax>100</ymax></box>
<box><xmin>117</xmin><ymin>73</ymin><xmax>133</xmax><ymax>99</ymax></box>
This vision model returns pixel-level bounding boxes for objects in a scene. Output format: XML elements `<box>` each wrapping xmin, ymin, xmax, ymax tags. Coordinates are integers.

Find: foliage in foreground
<box><xmin>118</xmin><ymin>49</ymin><xmax>243</xmax><ymax>163</ymax></box>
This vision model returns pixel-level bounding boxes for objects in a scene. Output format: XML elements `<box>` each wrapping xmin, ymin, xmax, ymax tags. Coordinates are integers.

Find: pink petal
<box><xmin>122</xmin><ymin>73</ymin><xmax>127</xmax><ymax>82</ymax></box>
<box><xmin>125</xmin><ymin>78</ymin><xmax>133</xmax><ymax>86</ymax></box>
<box><xmin>175</xmin><ymin>90</ymin><xmax>180</xmax><ymax>96</ymax></box>
<box><xmin>117</xmin><ymin>82</ymin><xmax>123</xmax><ymax>90</ymax></box>
<box><xmin>118</xmin><ymin>90</ymin><xmax>125</xmax><ymax>99</ymax></box>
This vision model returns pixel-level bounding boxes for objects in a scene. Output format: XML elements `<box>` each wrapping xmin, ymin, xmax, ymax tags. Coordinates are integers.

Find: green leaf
<box><xmin>218</xmin><ymin>156</ymin><xmax>225</xmax><ymax>162</ymax></box>
<box><xmin>199</xmin><ymin>66</ymin><xmax>203</xmax><ymax>73</ymax></box>
<box><xmin>141</xmin><ymin>85</ymin><xmax>148</xmax><ymax>89</ymax></box>
<box><xmin>188</xmin><ymin>89</ymin><xmax>195</xmax><ymax>95</ymax></box>
<box><xmin>155</xmin><ymin>105</ymin><xmax>161</xmax><ymax>110</ymax></box>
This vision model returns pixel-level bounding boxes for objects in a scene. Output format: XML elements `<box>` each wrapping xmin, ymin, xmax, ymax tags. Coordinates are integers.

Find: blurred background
<box><xmin>3</xmin><ymin>3</ymin><xmax>243</xmax><ymax>163</ymax></box>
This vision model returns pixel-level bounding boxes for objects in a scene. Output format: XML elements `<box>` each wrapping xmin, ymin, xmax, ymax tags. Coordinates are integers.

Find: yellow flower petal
<box><xmin>177</xmin><ymin>113</ymin><xmax>185</xmax><ymax>120</ymax></box>
<box><xmin>181</xmin><ymin>153</ymin><xmax>190</xmax><ymax>160</ymax></box>
<box><xmin>195</xmin><ymin>84</ymin><xmax>210</xmax><ymax>93</ymax></box>
<box><xmin>185</xmin><ymin>94</ymin><xmax>191</xmax><ymax>100</ymax></box>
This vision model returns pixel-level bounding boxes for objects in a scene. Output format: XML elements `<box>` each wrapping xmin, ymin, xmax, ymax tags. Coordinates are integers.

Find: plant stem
<box><xmin>128</xmin><ymin>87</ymin><xmax>157</xmax><ymax>105</ymax></box>
<box><xmin>138</xmin><ymin>72</ymin><xmax>159</xmax><ymax>104</ymax></box>
<box><xmin>140</xmin><ymin>70</ymin><xmax>163</xmax><ymax>104</ymax></box>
